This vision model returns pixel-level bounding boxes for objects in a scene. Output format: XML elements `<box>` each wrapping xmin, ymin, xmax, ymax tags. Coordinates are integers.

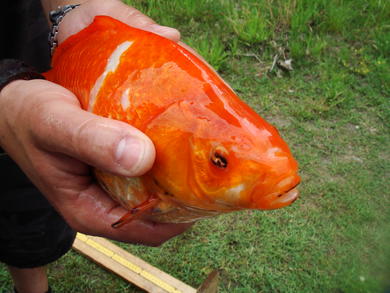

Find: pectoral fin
<box><xmin>111</xmin><ymin>197</ymin><xmax>160</xmax><ymax>228</ymax></box>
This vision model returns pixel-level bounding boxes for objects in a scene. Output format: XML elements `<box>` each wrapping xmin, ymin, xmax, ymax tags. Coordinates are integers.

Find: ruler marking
<box><xmin>86</xmin><ymin>239</ymin><xmax>114</xmax><ymax>257</ymax></box>
<box><xmin>140</xmin><ymin>270</ymin><xmax>181</xmax><ymax>293</ymax></box>
<box><xmin>76</xmin><ymin>234</ymin><xmax>181</xmax><ymax>293</ymax></box>
<box><xmin>112</xmin><ymin>254</ymin><xmax>142</xmax><ymax>274</ymax></box>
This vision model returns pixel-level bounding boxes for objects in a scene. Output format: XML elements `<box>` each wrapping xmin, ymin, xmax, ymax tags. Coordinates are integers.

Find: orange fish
<box><xmin>45</xmin><ymin>16</ymin><xmax>300</xmax><ymax>226</ymax></box>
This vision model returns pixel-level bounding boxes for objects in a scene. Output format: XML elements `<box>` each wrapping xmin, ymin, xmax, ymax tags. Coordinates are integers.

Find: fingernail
<box><xmin>149</xmin><ymin>24</ymin><xmax>180</xmax><ymax>41</ymax></box>
<box><xmin>115</xmin><ymin>137</ymin><xmax>145</xmax><ymax>175</ymax></box>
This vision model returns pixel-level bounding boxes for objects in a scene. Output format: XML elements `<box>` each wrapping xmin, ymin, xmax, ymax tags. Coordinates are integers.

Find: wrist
<box><xmin>48</xmin><ymin>4</ymin><xmax>81</xmax><ymax>55</ymax></box>
<box><xmin>0</xmin><ymin>59</ymin><xmax>45</xmax><ymax>94</ymax></box>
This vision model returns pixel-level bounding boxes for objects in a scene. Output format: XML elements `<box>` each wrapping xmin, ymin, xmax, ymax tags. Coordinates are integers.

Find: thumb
<box><xmin>25</xmin><ymin>80</ymin><xmax>156</xmax><ymax>176</ymax></box>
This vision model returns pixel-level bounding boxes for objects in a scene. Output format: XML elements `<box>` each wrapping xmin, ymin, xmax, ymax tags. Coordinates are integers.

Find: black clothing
<box><xmin>0</xmin><ymin>0</ymin><xmax>76</xmax><ymax>268</ymax></box>
<box><xmin>1</xmin><ymin>0</ymin><xmax>51</xmax><ymax>72</ymax></box>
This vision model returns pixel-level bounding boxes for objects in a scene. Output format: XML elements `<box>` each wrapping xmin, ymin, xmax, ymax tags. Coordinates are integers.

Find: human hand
<box><xmin>0</xmin><ymin>1</ymin><xmax>192</xmax><ymax>246</ymax></box>
<box><xmin>41</xmin><ymin>0</ymin><xmax>180</xmax><ymax>44</ymax></box>
<box><xmin>0</xmin><ymin>79</ymin><xmax>192</xmax><ymax>246</ymax></box>
<box><xmin>42</xmin><ymin>0</ymin><xmax>205</xmax><ymax>65</ymax></box>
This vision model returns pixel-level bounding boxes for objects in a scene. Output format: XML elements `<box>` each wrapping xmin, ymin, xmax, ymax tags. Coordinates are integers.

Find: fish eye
<box><xmin>210</xmin><ymin>146</ymin><xmax>228</xmax><ymax>168</ymax></box>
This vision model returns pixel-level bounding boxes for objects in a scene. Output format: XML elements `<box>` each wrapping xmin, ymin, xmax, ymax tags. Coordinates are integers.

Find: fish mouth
<box><xmin>253</xmin><ymin>184</ymin><xmax>300</xmax><ymax>210</ymax></box>
<box><xmin>275</xmin><ymin>186</ymin><xmax>299</xmax><ymax>206</ymax></box>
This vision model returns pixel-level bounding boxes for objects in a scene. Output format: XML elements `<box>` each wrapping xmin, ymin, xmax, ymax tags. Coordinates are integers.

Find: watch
<box><xmin>48</xmin><ymin>4</ymin><xmax>81</xmax><ymax>55</ymax></box>
<box><xmin>0</xmin><ymin>59</ymin><xmax>45</xmax><ymax>92</ymax></box>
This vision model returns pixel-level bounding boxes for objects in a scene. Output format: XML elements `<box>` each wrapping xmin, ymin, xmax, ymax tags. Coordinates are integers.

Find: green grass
<box><xmin>1</xmin><ymin>0</ymin><xmax>389</xmax><ymax>292</ymax></box>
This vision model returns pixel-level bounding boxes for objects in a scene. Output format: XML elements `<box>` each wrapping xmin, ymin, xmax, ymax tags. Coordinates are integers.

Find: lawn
<box><xmin>1</xmin><ymin>0</ymin><xmax>389</xmax><ymax>292</ymax></box>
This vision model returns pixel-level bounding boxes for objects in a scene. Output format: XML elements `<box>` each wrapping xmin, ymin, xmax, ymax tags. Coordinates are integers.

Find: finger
<box><xmin>58</xmin><ymin>0</ymin><xmax>180</xmax><ymax>43</ymax></box>
<box><xmin>32</xmin><ymin>148</ymin><xmax>192</xmax><ymax>246</ymax></box>
<box><xmin>9</xmin><ymin>79</ymin><xmax>155</xmax><ymax>177</ymax></box>
<box><xmin>54</xmin><ymin>182</ymin><xmax>193</xmax><ymax>245</ymax></box>
<box><xmin>92</xmin><ymin>0</ymin><xmax>181</xmax><ymax>41</ymax></box>
<box><xmin>143</xmin><ymin>24</ymin><xmax>181</xmax><ymax>43</ymax></box>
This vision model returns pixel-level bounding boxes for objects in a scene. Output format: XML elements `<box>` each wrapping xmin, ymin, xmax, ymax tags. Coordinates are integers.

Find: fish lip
<box><xmin>253</xmin><ymin>182</ymin><xmax>300</xmax><ymax>210</ymax></box>
<box><xmin>277</xmin><ymin>187</ymin><xmax>299</xmax><ymax>203</ymax></box>
<box><xmin>277</xmin><ymin>182</ymin><xmax>300</xmax><ymax>198</ymax></box>
<box><xmin>270</xmin><ymin>183</ymin><xmax>300</xmax><ymax>208</ymax></box>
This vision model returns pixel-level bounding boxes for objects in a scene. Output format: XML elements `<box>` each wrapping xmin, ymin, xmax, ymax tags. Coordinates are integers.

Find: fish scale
<box><xmin>45</xmin><ymin>16</ymin><xmax>301</xmax><ymax>225</ymax></box>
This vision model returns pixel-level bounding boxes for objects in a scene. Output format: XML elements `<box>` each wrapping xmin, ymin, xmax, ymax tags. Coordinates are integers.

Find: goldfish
<box><xmin>45</xmin><ymin>16</ymin><xmax>300</xmax><ymax>226</ymax></box>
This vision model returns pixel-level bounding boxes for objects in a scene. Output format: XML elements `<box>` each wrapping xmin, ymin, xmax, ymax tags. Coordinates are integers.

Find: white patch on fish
<box><xmin>120</xmin><ymin>88</ymin><xmax>131</xmax><ymax>110</ymax></box>
<box><xmin>226</xmin><ymin>183</ymin><xmax>245</xmax><ymax>198</ymax></box>
<box><xmin>216</xmin><ymin>183</ymin><xmax>246</xmax><ymax>206</ymax></box>
<box><xmin>266</xmin><ymin>147</ymin><xmax>282</xmax><ymax>157</ymax></box>
<box><xmin>88</xmin><ymin>41</ymin><xmax>133</xmax><ymax>111</ymax></box>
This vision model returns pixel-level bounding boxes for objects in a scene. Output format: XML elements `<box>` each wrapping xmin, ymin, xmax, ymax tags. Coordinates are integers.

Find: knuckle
<box><xmin>72</xmin><ymin>117</ymin><xmax>97</xmax><ymax>144</ymax></box>
<box><xmin>70</xmin><ymin>116</ymin><xmax>127</xmax><ymax>170</ymax></box>
<box><xmin>71</xmin><ymin>117</ymin><xmax>102</xmax><ymax>157</ymax></box>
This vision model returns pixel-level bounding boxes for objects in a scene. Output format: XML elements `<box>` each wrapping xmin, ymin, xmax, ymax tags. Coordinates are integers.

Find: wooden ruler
<box><xmin>73</xmin><ymin>233</ymin><xmax>197</xmax><ymax>293</ymax></box>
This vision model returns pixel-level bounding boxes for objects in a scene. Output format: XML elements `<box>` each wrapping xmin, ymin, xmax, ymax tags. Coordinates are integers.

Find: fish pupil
<box><xmin>211</xmin><ymin>152</ymin><xmax>228</xmax><ymax>168</ymax></box>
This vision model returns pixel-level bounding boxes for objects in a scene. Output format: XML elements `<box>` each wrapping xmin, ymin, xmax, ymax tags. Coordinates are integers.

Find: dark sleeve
<box><xmin>1</xmin><ymin>0</ymin><xmax>51</xmax><ymax>72</ymax></box>
<box><xmin>0</xmin><ymin>0</ymin><xmax>51</xmax><ymax>190</ymax></box>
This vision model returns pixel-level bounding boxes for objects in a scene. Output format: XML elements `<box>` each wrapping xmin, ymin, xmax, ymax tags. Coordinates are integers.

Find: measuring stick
<box><xmin>73</xmin><ymin>233</ymin><xmax>197</xmax><ymax>293</ymax></box>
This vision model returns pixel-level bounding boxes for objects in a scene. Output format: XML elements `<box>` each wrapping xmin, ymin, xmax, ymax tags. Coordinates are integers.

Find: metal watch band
<box><xmin>0</xmin><ymin>59</ymin><xmax>45</xmax><ymax>92</ymax></box>
<box><xmin>48</xmin><ymin>4</ymin><xmax>80</xmax><ymax>56</ymax></box>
